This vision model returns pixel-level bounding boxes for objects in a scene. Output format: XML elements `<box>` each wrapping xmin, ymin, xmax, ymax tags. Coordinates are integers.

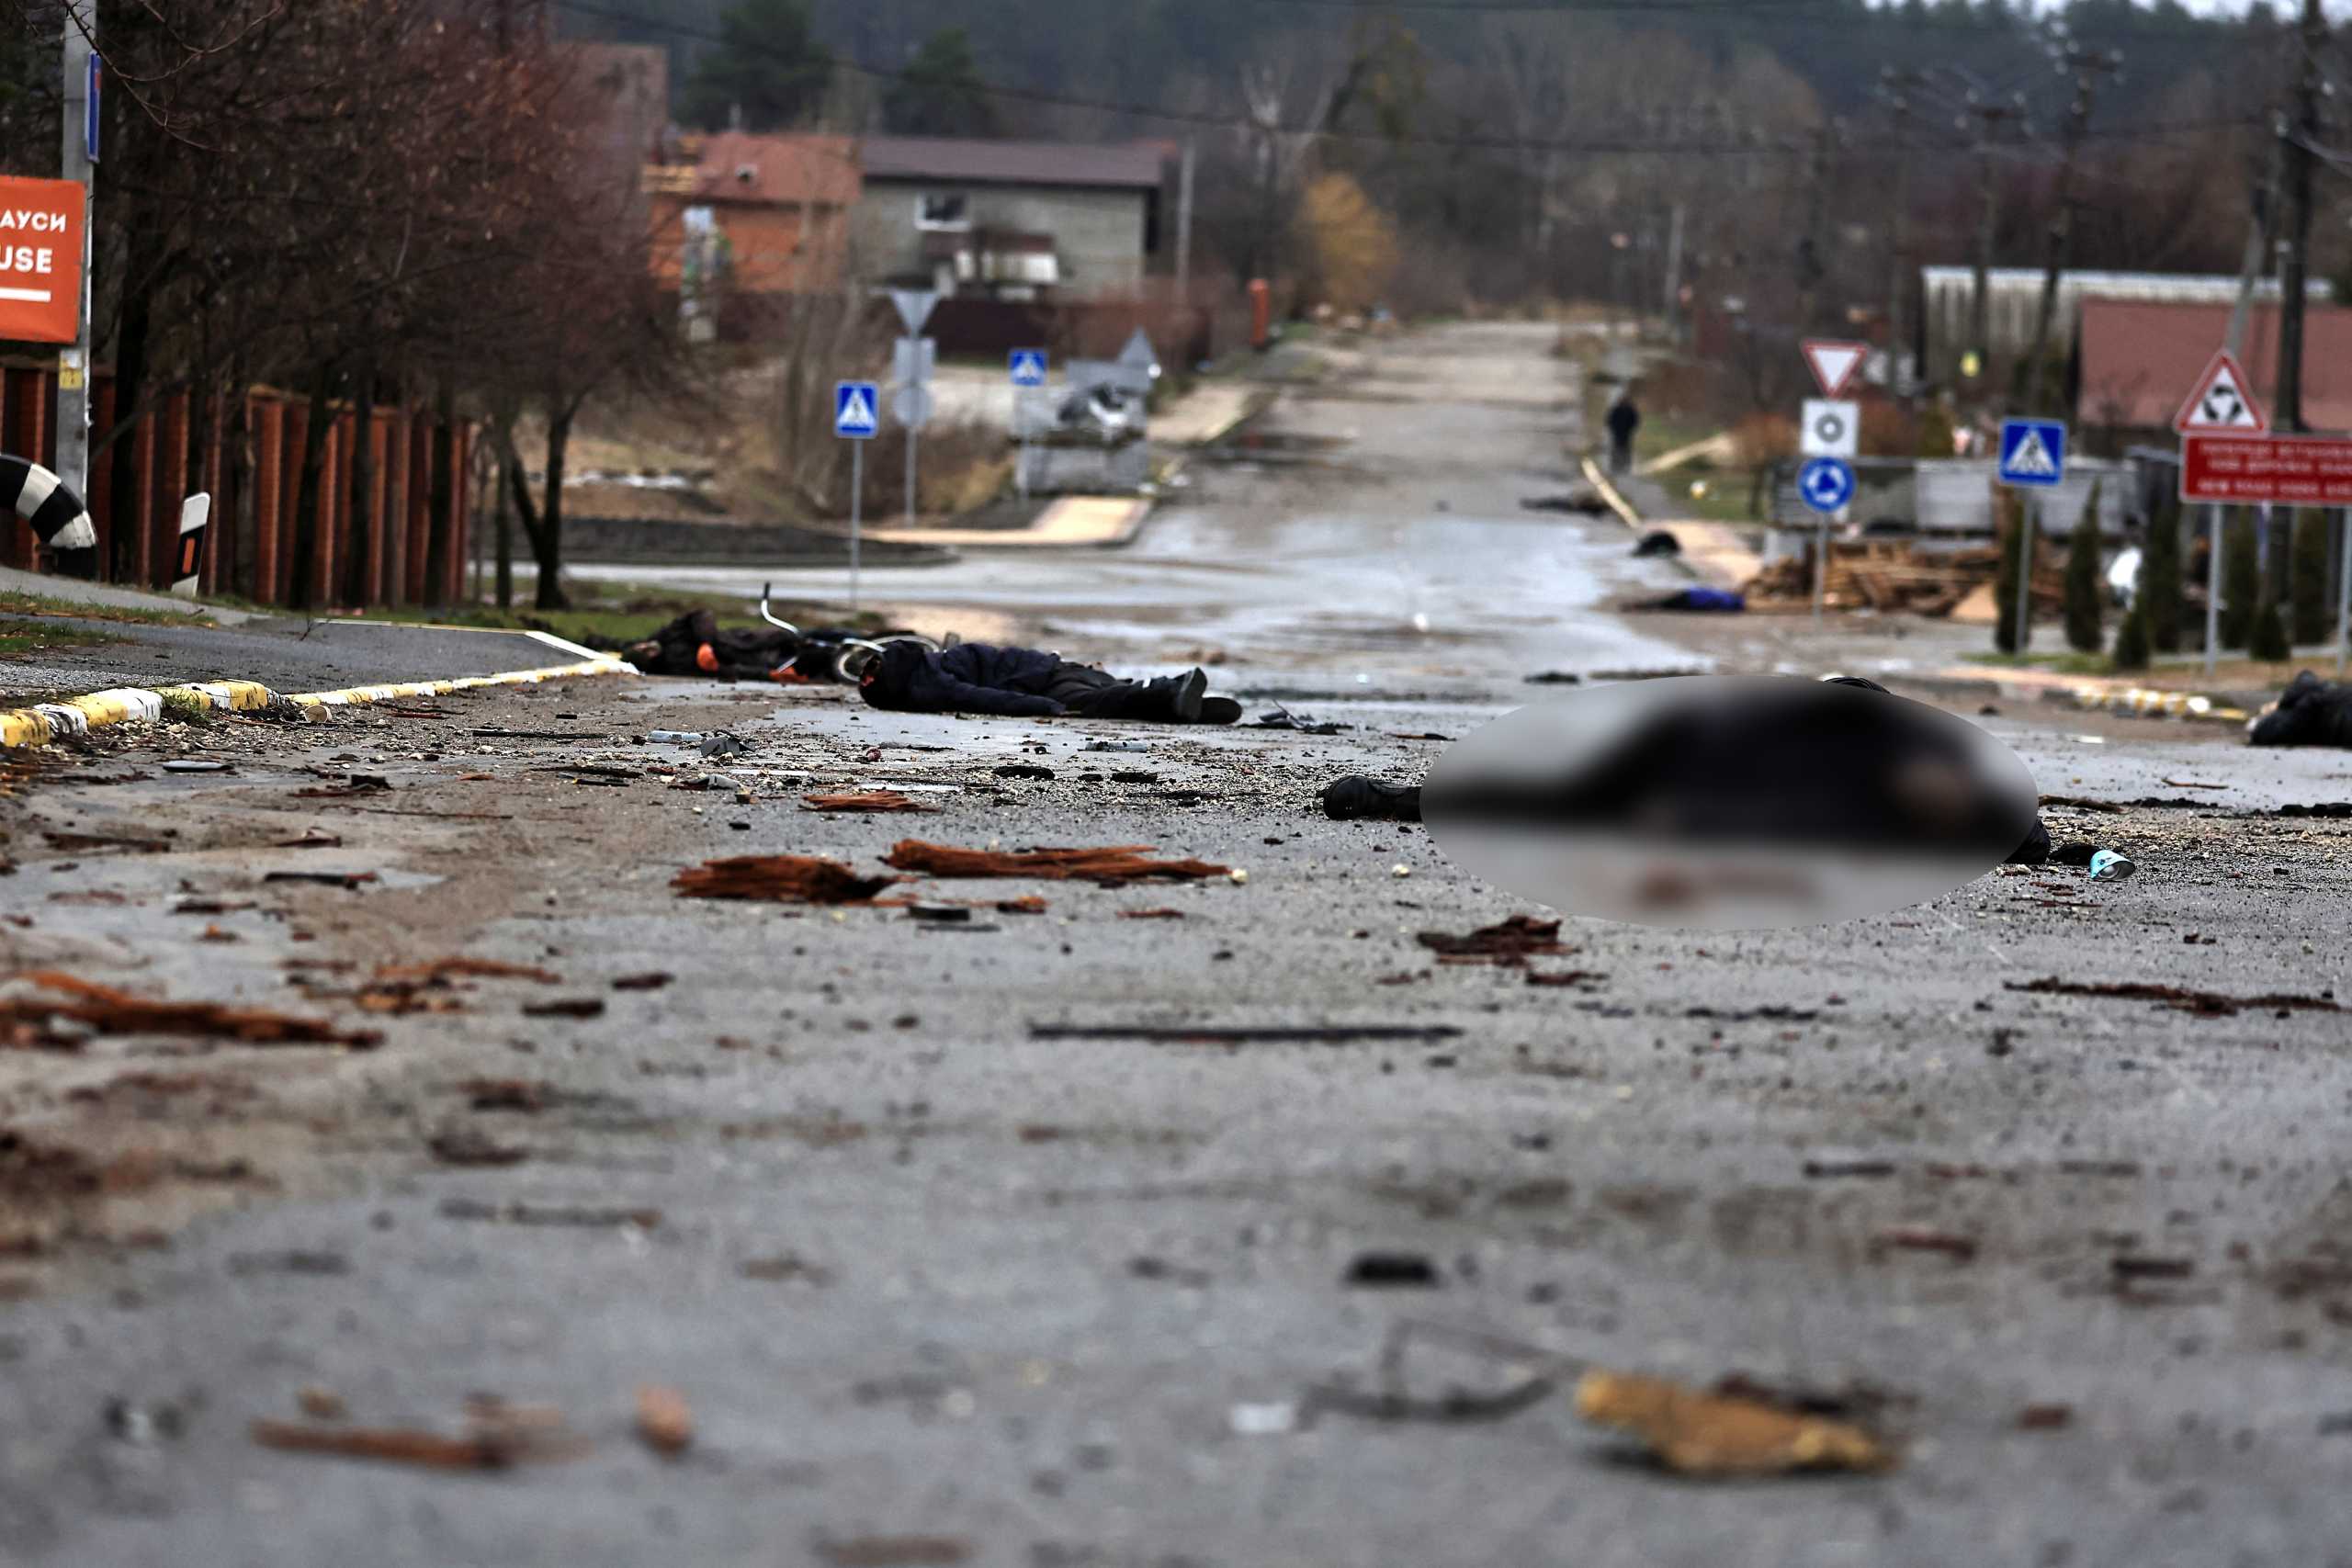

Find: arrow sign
<box><xmin>2175</xmin><ymin>349</ymin><xmax>2268</xmax><ymax>434</ymax></box>
<box><xmin>1802</xmin><ymin>338</ymin><xmax>1867</xmax><ymax>399</ymax></box>
<box><xmin>1798</xmin><ymin>457</ymin><xmax>1855</xmax><ymax>515</ymax></box>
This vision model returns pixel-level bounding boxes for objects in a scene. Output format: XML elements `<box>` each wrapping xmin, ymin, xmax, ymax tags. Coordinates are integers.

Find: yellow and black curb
<box><xmin>2</xmin><ymin>654</ymin><xmax>637</xmax><ymax>750</ymax></box>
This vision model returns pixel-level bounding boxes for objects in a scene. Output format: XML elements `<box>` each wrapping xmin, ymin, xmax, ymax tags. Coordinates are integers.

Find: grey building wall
<box><xmin>851</xmin><ymin>179</ymin><xmax>1151</xmax><ymax>297</ymax></box>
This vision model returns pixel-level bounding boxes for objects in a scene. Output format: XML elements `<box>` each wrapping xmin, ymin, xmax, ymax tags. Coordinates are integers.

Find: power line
<box><xmin>555</xmin><ymin>0</ymin><xmax>2259</xmax><ymax>158</ymax></box>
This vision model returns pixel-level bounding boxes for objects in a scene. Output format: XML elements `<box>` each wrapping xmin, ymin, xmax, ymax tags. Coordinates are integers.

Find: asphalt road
<box><xmin>4</xmin><ymin>323</ymin><xmax>2352</xmax><ymax>1567</ymax></box>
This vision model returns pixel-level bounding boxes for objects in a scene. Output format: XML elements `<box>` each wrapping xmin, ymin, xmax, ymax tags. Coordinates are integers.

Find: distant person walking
<box><xmin>1606</xmin><ymin>392</ymin><xmax>1641</xmax><ymax>475</ymax></box>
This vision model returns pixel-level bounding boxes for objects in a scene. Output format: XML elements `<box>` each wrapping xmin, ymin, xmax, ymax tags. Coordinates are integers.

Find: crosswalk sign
<box><xmin>834</xmin><ymin>381</ymin><xmax>879</xmax><ymax>440</ymax></box>
<box><xmin>1997</xmin><ymin>418</ymin><xmax>2066</xmax><ymax>489</ymax></box>
<box><xmin>1010</xmin><ymin>349</ymin><xmax>1048</xmax><ymax>388</ymax></box>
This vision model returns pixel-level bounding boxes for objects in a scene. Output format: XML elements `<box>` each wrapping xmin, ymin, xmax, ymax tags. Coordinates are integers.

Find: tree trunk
<box><xmin>223</xmin><ymin>369</ymin><xmax>256</xmax><ymax>600</ymax></box>
<box><xmin>494</xmin><ymin>448</ymin><xmax>515</xmax><ymax>610</ymax></box>
<box><xmin>105</xmin><ymin>242</ymin><xmax>156</xmax><ymax>585</ymax></box>
<box><xmin>286</xmin><ymin>363</ymin><xmax>336</xmax><ymax>613</ymax></box>
<box><xmin>343</xmin><ymin>362</ymin><xmax>377</xmax><ymax>608</ymax></box>
<box><xmin>423</xmin><ymin>382</ymin><xmax>456</xmax><ymax>608</ymax></box>
<box><xmin>535</xmin><ymin>406</ymin><xmax>572</xmax><ymax>610</ymax></box>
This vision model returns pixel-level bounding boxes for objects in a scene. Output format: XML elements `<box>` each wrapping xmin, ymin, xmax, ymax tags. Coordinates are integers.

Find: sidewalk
<box><xmin>0</xmin><ymin>563</ymin><xmax>254</xmax><ymax>624</ymax></box>
<box><xmin>1581</xmin><ymin>457</ymin><xmax>1764</xmax><ymax>592</ymax></box>
<box><xmin>865</xmin><ymin>494</ymin><xmax>1153</xmax><ymax>550</ymax></box>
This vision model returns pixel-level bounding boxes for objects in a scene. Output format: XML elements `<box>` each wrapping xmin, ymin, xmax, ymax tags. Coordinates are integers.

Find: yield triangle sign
<box><xmin>2175</xmin><ymin>349</ymin><xmax>2268</xmax><ymax>434</ymax></box>
<box><xmin>1802</xmin><ymin>338</ymin><xmax>1867</xmax><ymax>399</ymax></box>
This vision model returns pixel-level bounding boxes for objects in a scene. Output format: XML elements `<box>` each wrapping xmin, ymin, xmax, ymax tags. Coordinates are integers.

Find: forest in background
<box><xmin>554</xmin><ymin>0</ymin><xmax>2316</xmax><ymax>323</ymax></box>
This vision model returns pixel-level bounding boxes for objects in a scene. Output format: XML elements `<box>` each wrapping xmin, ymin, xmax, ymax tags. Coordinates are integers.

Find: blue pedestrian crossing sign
<box><xmin>1009</xmin><ymin>349</ymin><xmax>1049</xmax><ymax>388</ymax></box>
<box><xmin>834</xmin><ymin>381</ymin><xmax>879</xmax><ymax>440</ymax></box>
<box><xmin>1798</xmin><ymin>456</ymin><xmax>1855</xmax><ymax>515</ymax></box>
<box><xmin>1997</xmin><ymin>418</ymin><xmax>2066</xmax><ymax>488</ymax></box>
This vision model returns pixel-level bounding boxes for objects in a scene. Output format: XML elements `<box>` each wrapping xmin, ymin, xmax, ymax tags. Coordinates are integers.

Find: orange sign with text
<box><xmin>0</xmin><ymin>175</ymin><xmax>86</xmax><ymax>346</ymax></box>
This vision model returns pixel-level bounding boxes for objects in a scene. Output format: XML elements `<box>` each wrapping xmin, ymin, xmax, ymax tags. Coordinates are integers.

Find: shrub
<box><xmin>2063</xmin><ymin>480</ymin><xmax>2104</xmax><ymax>652</ymax></box>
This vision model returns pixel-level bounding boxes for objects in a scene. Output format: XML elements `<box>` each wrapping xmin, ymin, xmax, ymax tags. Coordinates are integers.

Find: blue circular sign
<box><xmin>1798</xmin><ymin>456</ymin><xmax>1855</xmax><ymax>515</ymax></box>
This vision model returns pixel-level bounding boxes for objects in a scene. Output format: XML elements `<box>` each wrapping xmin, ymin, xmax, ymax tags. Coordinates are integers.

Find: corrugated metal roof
<box><xmin>684</xmin><ymin>132</ymin><xmax>860</xmax><ymax>208</ymax></box>
<box><xmin>2077</xmin><ymin>298</ymin><xmax>2352</xmax><ymax>432</ymax></box>
<box><xmin>859</xmin><ymin>136</ymin><xmax>1165</xmax><ymax>189</ymax></box>
<box><xmin>1921</xmin><ymin>266</ymin><xmax>2329</xmax><ymax>304</ymax></box>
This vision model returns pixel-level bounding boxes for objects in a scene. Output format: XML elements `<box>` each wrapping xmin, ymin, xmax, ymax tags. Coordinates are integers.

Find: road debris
<box><xmin>1255</xmin><ymin>703</ymin><xmax>1348</xmax><ymax>735</ymax></box>
<box><xmin>2007</xmin><ymin>977</ymin><xmax>2340</xmax><ymax>1018</ymax></box>
<box><xmin>1417</xmin><ymin>915</ymin><xmax>1572</xmax><ymax>966</ymax></box>
<box><xmin>251</xmin><ymin>1397</ymin><xmax>582</xmax><ymax>1471</ymax></box>
<box><xmin>459</xmin><ymin>1077</ymin><xmax>547</xmax><ymax>1112</ymax></box>
<box><xmin>635</xmin><ymin>1386</ymin><xmax>694</xmax><ymax>1457</ymax></box>
<box><xmin>612</xmin><ymin>972</ymin><xmax>674</xmax><ymax>992</ymax></box>
<box><xmin>1321</xmin><ymin>775</ymin><xmax>1422</xmax><ymax>822</ymax></box>
<box><xmin>292</xmin><ymin>774</ymin><xmax>390</xmax><ymax>798</ymax></box>
<box><xmin>41</xmin><ymin>830</ymin><xmax>170</xmax><ymax>853</ymax></box>
<box><xmin>161</xmin><ymin>760</ymin><xmax>232</xmax><ymax>774</ymax></box>
<box><xmin>296</xmin><ymin>1387</ymin><xmax>348</xmax><ymax>1421</ymax></box>
<box><xmin>2018</xmin><ymin>1404</ymin><xmax>2075</xmax><ymax>1430</ymax></box>
<box><xmin>801</xmin><ymin>791</ymin><xmax>937</xmax><ymax>813</ymax></box>
<box><xmin>2</xmin><ymin>973</ymin><xmax>380</xmax><ymax>1048</ymax></box>
<box><xmin>1873</xmin><ymin>1228</ymin><xmax>1979</xmax><ymax>1262</ymax></box>
<box><xmin>1120</xmin><ymin>908</ymin><xmax>1186</xmax><ymax>920</ymax></box>
<box><xmin>993</xmin><ymin>764</ymin><xmax>1056</xmax><ymax>781</ymax></box>
<box><xmin>814</xmin><ymin>1537</ymin><xmax>972</xmax><ymax>1567</ymax></box>
<box><xmin>1343</xmin><ymin>1252</ymin><xmax>1441</xmax><ymax>1288</ymax></box>
<box><xmin>883</xmin><ymin>840</ymin><xmax>1231</xmax><ymax>886</ymax></box>
<box><xmin>1574</xmin><ymin>1371</ymin><xmax>1894</xmax><ymax>1476</ymax></box>
<box><xmin>522</xmin><ymin>998</ymin><xmax>605</xmax><ymax>1021</ymax></box>
<box><xmin>263</xmin><ymin>870</ymin><xmax>378</xmax><ymax>891</ymax></box>
<box><xmin>1229</xmin><ymin>1401</ymin><xmax>1299</xmax><ymax>1436</ymax></box>
<box><xmin>427</xmin><ymin>1130</ymin><xmax>528</xmax><ymax>1168</ymax></box>
<box><xmin>437</xmin><ymin>1198</ymin><xmax>660</xmax><ymax>1229</ymax></box>
<box><xmin>374</xmin><ymin>958</ymin><xmax>562</xmax><ymax>987</ymax></box>
<box><xmin>2088</xmin><ymin>850</ymin><xmax>2137</xmax><ymax>882</ymax></box>
<box><xmin>1802</xmin><ymin>1153</ymin><xmax>1897</xmax><ymax>1179</ymax></box>
<box><xmin>673</xmin><ymin>856</ymin><xmax>900</xmax><ymax>905</ymax></box>
<box><xmin>1030</xmin><ymin>1023</ymin><xmax>1462</xmax><ymax>1045</ymax></box>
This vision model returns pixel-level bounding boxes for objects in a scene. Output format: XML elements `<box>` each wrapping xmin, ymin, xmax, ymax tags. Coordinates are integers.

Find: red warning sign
<box><xmin>0</xmin><ymin>175</ymin><xmax>85</xmax><ymax>346</ymax></box>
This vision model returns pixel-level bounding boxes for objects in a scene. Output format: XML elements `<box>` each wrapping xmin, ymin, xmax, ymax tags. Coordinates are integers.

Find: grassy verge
<box><xmin>0</xmin><ymin>617</ymin><xmax>120</xmax><ymax>659</ymax></box>
<box><xmin>0</xmin><ymin>591</ymin><xmax>216</xmax><ymax>629</ymax></box>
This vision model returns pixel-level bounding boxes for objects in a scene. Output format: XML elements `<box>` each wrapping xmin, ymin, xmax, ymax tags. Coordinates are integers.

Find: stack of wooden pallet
<box><xmin>1743</xmin><ymin>540</ymin><xmax>2063</xmax><ymax>617</ymax></box>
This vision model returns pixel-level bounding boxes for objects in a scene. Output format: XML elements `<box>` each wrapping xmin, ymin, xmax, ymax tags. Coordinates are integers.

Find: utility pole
<box><xmin>2276</xmin><ymin>0</ymin><xmax>2324</xmax><ymax>436</ymax></box>
<box><xmin>2025</xmin><ymin>45</ymin><xmax>2123</xmax><ymax>412</ymax></box>
<box><xmin>1661</xmin><ymin>201</ymin><xmax>1686</xmax><ymax>345</ymax></box>
<box><xmin>57</xmin><ymin>5</ymin><xmax>96</xmax><ymax>510</ymax></box>
<box><xmin>1878</xmin><ymin>70</ymin><xmax>1928</xmax><ymax>389</ymax></box>
<box><xmin>1966</xmin><ymin>96</ymin><xmax>2026</xmax><ymax>385</ymax></box>
<box><xmin>1795</xmin><ymin>119</ymin><xmax>1838</xmax><ymax>333</ymax></box>
<box><xmin>1175</xmin><ymin>139</ymin><xmax>1196</xmax><ymax>313</ymax></box>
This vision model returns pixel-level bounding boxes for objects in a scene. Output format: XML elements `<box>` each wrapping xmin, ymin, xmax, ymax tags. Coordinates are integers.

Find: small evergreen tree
<box><xmin>2250</xmin><ymin>594</ymin><xmax>2291</xmax><ymax>661</ymax></box>
<box><xmin>680</xmin><ymin>0</ymin><xmax>832</xmax><ymax>132</ymax></box>
<box><xmin>2143</xmin><ymin>495</ymin><xmax>2185</xmax><ymax>653</ymax></box>
<box><xmin>1993</xmin><ymin>488</ymin><xmax>2030</xmax><ymax>655</ymax></box>
<box><xmin>2221</xmin><ymin>509</ymin><xmax>2259</xmax><ymax>649</ymax></box>
<box><xmin>884</xmin><ymin>28</ymin><xmax>999</xmax><ymax>137</ymax></box>
<box><xmin>2291</xmin><ymin>508</ymin><xmax>2331</xmax><ymax>646</ymax></box>
<box><xmin>2064</xmin><ymin>480</ymin><xmax>2105</xmax><ymax>652</ymax></box>
<box><xmin>2110</xmin><ymin>597</ymin><xmax>2152</xmax><ymax>671</ymax></box>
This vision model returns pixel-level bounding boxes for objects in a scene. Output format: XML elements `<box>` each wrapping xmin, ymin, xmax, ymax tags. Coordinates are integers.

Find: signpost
<box><xmin>1800</xmin><ymin>399</ymin><xmax>1858</xmax><ymax>459</ymax></box>
<box><xmin>835</xmin><ymin>380</ymin><xmax>878</xmax><ymax>609</ymax></box>
<box><xmin>1996</xmin><ymin>418</ymin><xmax>2068</xmax><ymax>655</ymax></box>
<box><xmin>1798</xmin><ymin>456</ymin><xmax>1855</xmax><ymax>624</ymax></box>
<box><xmin>887</xmin><ymin>291</ymin><xmax>940</xmax><ymax>534</ymax></box>
<box><xmin>2173</xmin><ymin>350</ymin><xmax>2352</xmax><ymax>672</ymax></box>
<box><xmin>1010</xmin><ymin>348</ymin><xmax>1048</xmax><ymax>500</ymax></box>
<box><xmin>1801</xmin><ymin>338</ymin><xmax>1868</xmax><ymax>399</ymax></box>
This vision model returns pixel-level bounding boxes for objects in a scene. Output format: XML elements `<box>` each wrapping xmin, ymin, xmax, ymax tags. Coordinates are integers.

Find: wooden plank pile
<box><xmin>1743</xmin><ymin>540</ymin><xmax>2063</xmax><ymax>617</ymax></box>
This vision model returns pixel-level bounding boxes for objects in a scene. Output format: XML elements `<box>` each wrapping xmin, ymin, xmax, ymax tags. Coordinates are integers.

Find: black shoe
<box><xmin>1321</xmin><ymin>775</ymin><xmax>1422</xmax><ymax>822</ymax></box>
<box><xmin>1169</xmin><ymin>668</ymin><xmax>1206</xmax><ymax>724</ymax></box>
<box><xmin>1198</xmin><ymin>696</ymin><xmax>1242</xmax><ymax>726</ymax></box>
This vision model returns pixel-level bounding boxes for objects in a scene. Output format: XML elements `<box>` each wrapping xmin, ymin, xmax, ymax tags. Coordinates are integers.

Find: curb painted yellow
<box><xmin>0</xmin><ymin>658</ymin><xmax>633</xmax><ymax>750</ymax></box>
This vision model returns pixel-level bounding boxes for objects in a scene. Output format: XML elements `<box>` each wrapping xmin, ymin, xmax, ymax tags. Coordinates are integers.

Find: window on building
<box><xmin>915</xmin><ymin>193</ymin><xmax>969</xmax><ymax>231</ymax></box>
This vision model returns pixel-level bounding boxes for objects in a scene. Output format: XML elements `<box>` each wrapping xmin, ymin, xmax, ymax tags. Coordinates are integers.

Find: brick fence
<box><xmin>1</xmin><ymin>362</ymin><xmax>472</xmax><ymax>607</ymax></box>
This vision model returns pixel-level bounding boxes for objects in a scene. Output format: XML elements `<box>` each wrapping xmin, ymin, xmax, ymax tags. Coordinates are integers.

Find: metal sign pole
<box><xmin>2012</xmin><ymin>497</ymin><xmax>2036</xmax><ymax>654</ymax></box>
<box><xmin>905</xmin><ymin>425</ymin><xmax>917</xmax><ymax>532</ymax></box>
<box><xmin>1811</xmin><ymin>519</ymin><xmax>1826</xmax><ymax>624</ymax></box>
<box><xmin>2335</xmin><ymin>505</ymin><xmax>2349</xmax><ymax>675</ymax></box>
<box><xmin>57</xmin><ymin>12</ymin><xmax>95</xmax><ymax>507</ymax></box>
<box><xmin>2205</xmin><ymin>503</ymin><xmax>2223</xmax><ymax>676</ymax></box>
<box><xmin>850</xmin><ymin>441</ymin><xmax>863</xmax><ymax>613</ymax></box>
